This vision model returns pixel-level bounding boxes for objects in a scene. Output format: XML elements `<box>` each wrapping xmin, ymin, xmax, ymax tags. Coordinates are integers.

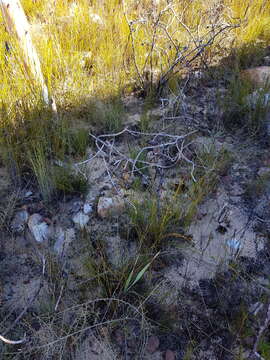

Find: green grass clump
<box><xmin>82</xmin><ymin>235</ymin><xmax>154</xmax><ymax>299</ymax></box>
<box><xmin>222</xmin><ymin>75</ymin><xmax>270</xmax><ymax>138</ymax></box>
<box><xmin>97</xmin><ymin>99</ymin><xmax>125</xmax><ymax>133</ymax></box>
<box><xmin>0</xmin><ymin>99</ymin><xmax>88</xmax><ymax>200</ymax></box>
<box><xmin>129</xmin><ymin>195</ymin><xmax>182</xmax><ymax>249</ymax></box>
<box><xmin>53</xmin><ymin>166</ymin><xmax>88</xmax><ymax>196</ymax></box>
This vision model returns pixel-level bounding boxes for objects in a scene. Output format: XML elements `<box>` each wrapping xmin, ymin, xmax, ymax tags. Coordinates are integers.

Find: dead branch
<box><xmin>249</xmin><ymin>302</ymin><xmax>270</xmax><ymax>360</ymax></box>
<box><xmin>157</xmin><ymin>22</ymin><xmax>239</xmax><ymax>93</ymax></box>
<box><xmin>122</xmin><ymin>1</ymin><xmax>239</xmax><ymax>95</ymax></box>
<box><xmin>74</xmin><ymin>128</ymin><xmax>198</xmax><ymax>193</ymax></box>
<box><xmin>0</xmin><ymin>333</ymin><xmax>26</xmax><ymax>345</ymax></box>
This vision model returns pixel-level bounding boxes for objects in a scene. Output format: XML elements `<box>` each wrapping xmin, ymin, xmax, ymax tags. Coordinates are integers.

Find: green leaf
<box><xmin>128</xmin><ymin>262</ymin><xmax>151</xmax><ymax>289</ymax></box>
<box><xmin>124</xmin><ymin>252</ymin><xmax>160</xmax><ymax>293</ymax></box>
<box><xmin>124</xmin><ymin>268</ymin><xmax>134</xmax><ymax>292</ymax></box>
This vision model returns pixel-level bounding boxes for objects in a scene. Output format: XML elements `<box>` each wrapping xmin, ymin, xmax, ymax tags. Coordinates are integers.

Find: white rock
<box><xmin>24</xmin><ymin>191</ymin><xmax>33</xmax><ymax>198</ymax></box>
<box><xmin>97</xmin><ymin>196</ymin><xmax>125</xmax><ymax>218</ymax></box>
<box><xmin>83</xmin><ymin>203</ymin><xmax>93</xmax><ymax>215</ymax></box>
<box><xmin>72</xmin><ymin>211</ymin><xmax>89</xmax><ymax>229</ymax></box>
<box><xmin>11</xmin><ymin>209</ymin><xmax>29</xmax><ymax>233</ymax></box>
<box><xmin>28</xmin><ymin>214</ymin><xmax>50</xmax><ymax>243</ymax></box>
<box><xmin>54</xmin><ymin>227</ymin><xmax>75</xmax><ymax>256</ymax></box>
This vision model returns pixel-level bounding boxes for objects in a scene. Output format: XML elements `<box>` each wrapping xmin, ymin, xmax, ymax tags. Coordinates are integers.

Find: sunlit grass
<box><xmin>1</xmin><ymin>0</ymin><xmax>269</xmax><ymax>105</ymax></box>
<box><xmin>0</xmin><ymin>0</ymin><xmax>269</xmax><ymax>198</ymax></box>
<box><xmin>227</xmin><ymin>0</ymin><xmax>270</xmax><ymax>43</ymax></box>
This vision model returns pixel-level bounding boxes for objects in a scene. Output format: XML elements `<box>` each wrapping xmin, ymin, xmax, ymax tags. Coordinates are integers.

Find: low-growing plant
<box><xmin>124</xmin><ymin>251</ymin><xmax>160</xmax><ymax>293</ymax></box>
<box><xmin>128</xmin><ymin>147</ymin><xmax>148</xmax><ymax>176</ymax></box>
<box><xmin>83</xmin><ymin>238</ymin><xmax>154</xmax><ymax>299</ymax></box>
<box><xmin>245</xmin><ymin>171</ymin><xmax>270</xmax><ymax>201</ymax></box>
<box><xmin>53</xmin><ymin>165</ymin><xmax>88</xmax><ymax>196</ymax></box>
<box><xmin>139</xmin><ymin>111</ymin><xmax>151</xmax><ymax>133</ymax></box>
<box><xmin>100</xmin><ymin>100</ymin><xmax>125</xmax><ymax>133</ymax></box>
<box><xmin>129</xmin><ymin>188</ymin><xmax>185</xmax><ymax>250</ymax></box>
<box><xmin>68</xmin><ymin>128</ymin><xmax>90</xmax><ymax>157</ymax></box>
<box><xmin>0</xmin><ymin>190</ymin><xmax>20</xmax><ymax>231</ymax></box>
<box><xmin>27</xmin><ymin>144</ymin><xmax>56</xmax><ymax>201</ymax></box>
<box><xmin>0</xmin><ymin>99</ymin><xmax>89</xmax><ymax>200</ymax></box>
<box><xmin>85</xmin><ymin>99</ymin><xmax>125</xmax><ymax>133</ymax></box>
<box><xmin>222</xmin><ymin>75</ymin><xmax>270</xmax><ymax>138</ymax></box>
<box><xmin>258</xmin><ymin>339</ymin><xmax>270</xmax><ymax>359</ymax></box>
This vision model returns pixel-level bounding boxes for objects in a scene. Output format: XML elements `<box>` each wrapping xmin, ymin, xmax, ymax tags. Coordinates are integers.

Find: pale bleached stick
<box><xmin>0</xmin><ymin>0</ymin><xmax>57</xmax><ymax>115</ymax></box>
<box><xmin>0</xmin><ymin>333</ymin><xmax>26</xmax><ymax>345</ymax></box>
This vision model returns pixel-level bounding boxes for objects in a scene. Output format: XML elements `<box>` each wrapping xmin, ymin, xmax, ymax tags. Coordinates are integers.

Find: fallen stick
<box><xmin>0</xmin><ymin>333</ymin><xmax>26</xmax><ymax>345</ymax></box>
<box><xmin>0</xmin><ymin>0</ymin><xmax>57</xmax><ymax>115</ymax></box>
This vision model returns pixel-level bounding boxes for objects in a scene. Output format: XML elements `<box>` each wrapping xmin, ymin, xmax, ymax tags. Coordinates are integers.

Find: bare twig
<box><xmin>157</xmin><ymin>23</ymin><xmax>239</xmax><ymax>93</ymax></box>
<box><xmin>74</xmin><ymin>128</ymin><xmax>197</xmax><ymax>191</ymax></box>
<box><xmin>249</xmin><ymin>303</ymin><xmax>270</xmax><ymax>360</ymax></box>
<box><xmin>54</xmin><ymin>284</ymin><xmax>65</xmax><ymax>312</ymax></box>
<box><xmin>0</xmin><ymin>333</ymin><xmax>26</xmax><ymax>345</ymax></box>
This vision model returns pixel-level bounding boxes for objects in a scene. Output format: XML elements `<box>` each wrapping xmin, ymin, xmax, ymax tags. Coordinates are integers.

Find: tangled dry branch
<box><xmin>122</xmin><ymin>0</ymin><xmax>240</xmax><ymax>94</ymax></box>
<box><xmin>75</xmin><ymin>128</ymin><xmax>198</xmax><ymax>190</ymax></box>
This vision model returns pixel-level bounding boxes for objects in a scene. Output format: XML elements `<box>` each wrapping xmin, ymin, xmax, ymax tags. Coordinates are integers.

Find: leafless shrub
<box><xmin>123</xmin><ymin>0</ymin><xmax>239</xmax><ymax>95</ymax></box>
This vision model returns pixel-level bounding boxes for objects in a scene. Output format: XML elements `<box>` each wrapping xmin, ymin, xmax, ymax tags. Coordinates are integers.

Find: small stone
<box><xmin>72</xmin><ymin>212</ymin><xmax>89</xmax><ymax>229</ymax></box>
<box><xmin>241</xmin><ymin>66</ymin><xmax>270</xmax><ymax>87</ymax></box>
<box><xmin>165</xmin><ymin>350</ymin><xmax>175</xmax><ymax>360</ymax></box>
<box><xmin>54</xmin><ymin>227</ymin><xmax>75</xmax><ymax>256</ymax></box>
<box><xmin>97</xmin><ymin>196</ymin><xmax>125</xmax><ymax>218</ymax></box>
<box><xmin>83</xmin><ymin>203</ymin><xmax>93</xmax><ymax>215</ymax></box>
<box><xmin>28</xmin><ymin>214</ymin><xmax>50</xmax><ymax>243</ymax></box>
<box><xmin>146</xmin><ymin>335</ymin><xmax>160</xmax><ymax>354</ymax></box>
<box><xmin>69</xmin><ymin>201</ymin><xmax>82</xmax><ymax>214</ymax></box>
<box><xmin>11</xmin><ymin>209</ymin><xmax>29</xmax><ymax>233</ymax></box>
<box><xmin>24</xmin><ymin>191</ymin><xmax>33</xmax><ymax>198</ymax></box>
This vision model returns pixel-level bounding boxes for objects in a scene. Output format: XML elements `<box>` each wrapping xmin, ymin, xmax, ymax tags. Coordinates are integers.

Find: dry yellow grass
<box><xmin>0</xmin><ymin>0</ymin><xmax>269</xmax><ymax>198</ymax></box>
<box><xmin>0</xmin><ymin>0</ymin><xmax>268</xmax><ymax>111</ymax></box>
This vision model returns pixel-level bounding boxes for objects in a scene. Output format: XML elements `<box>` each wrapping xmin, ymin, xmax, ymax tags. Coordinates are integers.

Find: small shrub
<box><xmin>0</xmin><ymin>100</ymin><xmax>88</xmax><ymax>200</ymax></box>
<box><xmin>82</xmin><ymin>237</ymin><xmax>151</xmax><ymax>298</ymax></box>
<box><xmin>68</xmin><ymin>128</ymin><xmax>89</xmax><ymax>157</ymax></box>
<box><xmin>53</xmin><ymin>165</ymin><xmax>88</xmax><ymax>196</ymax></box>
<box><xmin>87</xmin><ymin>99</ymin><xmax>125</xmax><ymax>132</ymax></box>
<box><xmin>258</xmin><ymin>339</ymin><xmax>270</xmax><ymax>359</ymax></box>
<box><xmin>102</xmin><ymin>100</ymin><xmax>125</xmax><ymax>132</ymax></box>
<box><xmin>129</xmin><ymin>192</ymin><xmax>184</xmax><ymax>249</ymax></box>
<box><xmin>222</xmin><ymin>75</ymin><xmax>270</xmax><ymax>138</ymax></box>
